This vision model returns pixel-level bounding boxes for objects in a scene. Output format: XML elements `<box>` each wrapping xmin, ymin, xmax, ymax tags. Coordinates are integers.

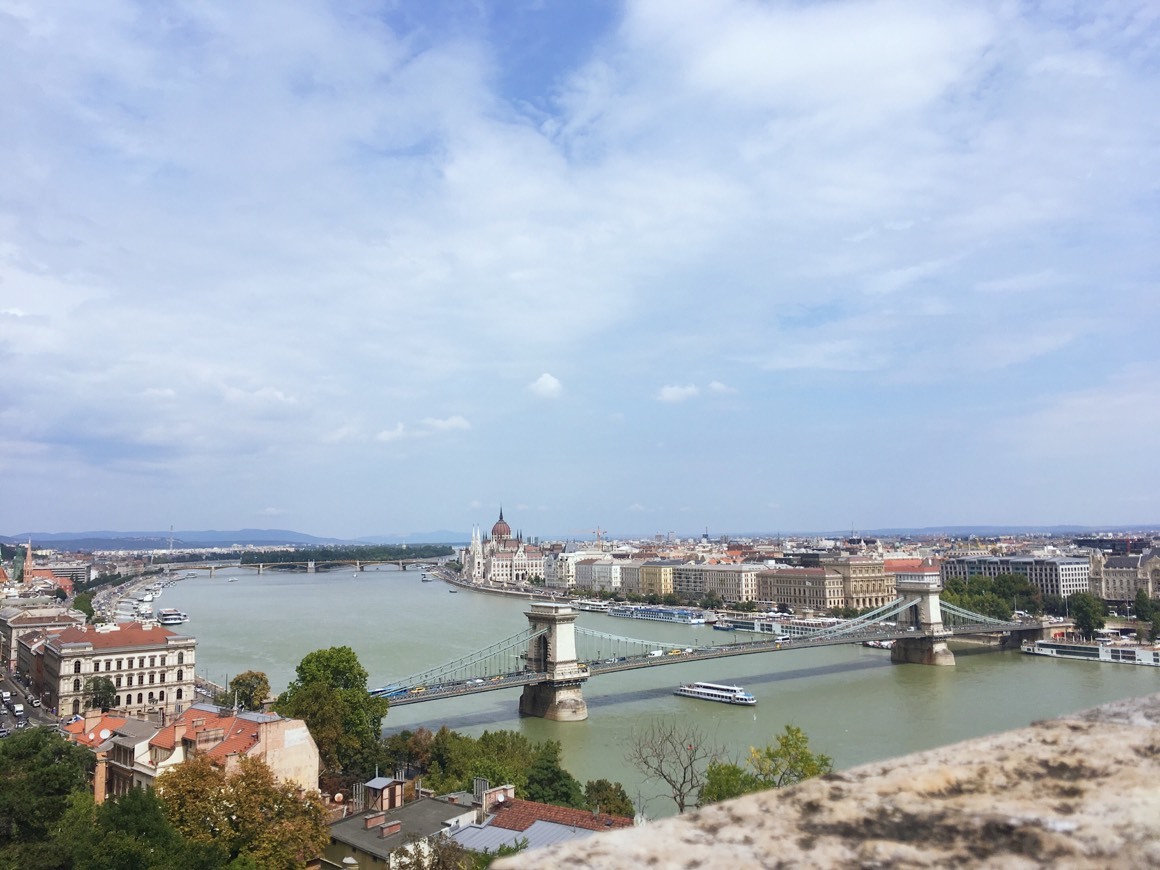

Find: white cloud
<box><xmin>708</xmin><ymin>381</ymin><xmax>736</xmax><ymax>394</ymax></box>
<box><xmin>657</xmin><ymin>384</ymin><xmax>699</xmax><ymax>402</ymax></box>
<box><xmin>421</xmin><ymin>415</ymin><xmax>471</xmax><ymax>432</ymax></box>
<box><xmin>528</xmin><ymin>372</ymin><xmax>563</xmax><ymax>399</ymax></box>
<box><xmin>375</xmin><ymin>424</ymin><xmax>407</xmax><ymax>443</ymax></box>
<box><xmin>259</xmin><ymin>506</ymin><xmax>286</xmax><ymax>517</ymax></box>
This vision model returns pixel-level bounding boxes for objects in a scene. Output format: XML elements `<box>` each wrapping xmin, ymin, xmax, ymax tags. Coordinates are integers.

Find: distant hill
<box><xmin>0</xmin><ymin>528</ymin><xmax>470</xmax><ymax>551</ymax></box>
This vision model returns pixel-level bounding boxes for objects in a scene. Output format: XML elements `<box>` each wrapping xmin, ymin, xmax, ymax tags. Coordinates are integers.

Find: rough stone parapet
<box><xmin>497</xmin><ymin>692</ymin><xmax>1160</xmax><ymax>868</ymax></box>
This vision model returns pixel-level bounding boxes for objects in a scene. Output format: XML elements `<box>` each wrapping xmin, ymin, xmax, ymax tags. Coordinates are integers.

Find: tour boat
<box><xmin>157</xmin><ymin>608</ymin><xmax>189</xmax><ymax>625</ymax></box>
<box><xmin>674</xmin><ymin>681</ymin><xmax>757</xmax><ymax>706</ymax></box>
<box><xmin>1021</xmin><ymin>639</ymin><xmax>1160</xmax><ymax>667</ymax></box>
<box><xmin>608</xmin><ymin>605</ymin><xmax>705</xmax><ymax>624</ymax></box>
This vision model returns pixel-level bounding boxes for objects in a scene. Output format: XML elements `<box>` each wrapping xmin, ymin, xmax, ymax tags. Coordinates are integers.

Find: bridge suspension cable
<box><xmin>372</xmin><ymin>627</ymin><xmax>547</xmax><ymax>696</ymax></box>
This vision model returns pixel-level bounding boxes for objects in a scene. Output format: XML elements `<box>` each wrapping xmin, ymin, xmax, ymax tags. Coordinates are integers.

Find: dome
<box><xmin>491</xmin><ymin>508</ymin><xmax>512</xmax><ymax>541</ymax></box>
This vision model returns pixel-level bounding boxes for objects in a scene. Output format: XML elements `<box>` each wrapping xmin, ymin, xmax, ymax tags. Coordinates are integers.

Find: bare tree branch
<box><xmin>625</xmin><ymin>720</ymin><xmax>721</xmax><ymax>813</ymax></box>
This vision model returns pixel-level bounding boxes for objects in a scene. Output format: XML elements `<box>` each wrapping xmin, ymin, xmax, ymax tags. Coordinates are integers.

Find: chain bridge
<box><xmin>372</xmin><ymin>575</ymin><xmax>1042</xmax><ymax>721</ymax></box>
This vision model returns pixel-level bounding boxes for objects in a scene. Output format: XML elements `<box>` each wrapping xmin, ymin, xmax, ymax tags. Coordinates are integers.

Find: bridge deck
<box><xmin>384</xmin><ymin>620</ymin><xmax>1024</xmax><ymax>705</ymax></box>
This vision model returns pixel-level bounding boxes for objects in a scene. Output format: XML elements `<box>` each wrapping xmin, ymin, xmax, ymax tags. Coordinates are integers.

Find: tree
<box><xmin>157</xmin><ymin>755</ymin><xmax>328</xmax><ymax>868</ymax></box>
<box><xmin>84</xmin><ymin>676</ymin><xmax>117</xmax><ymax>711</ymax></box>
<box><xmin>625</xmin><ymin>721</ymin><xmax>720</xmax><ymax>813</ymax></box>
<box><xmin>0</xmin><ymin>727</ymin><xmax>94</xmax><ymax>847</ymax></box>
<box><xmin>273</xmin><ymin>646</ymin><xmax>388</xmax><ymax>774</ymax></box>
<box><xmin>228</xmin><ymin>670</ymin><xmax>271</xmax><ymax>711</ymax></box>
<box><xmin>523</xmin><ymin>749</ymin><xmax>584</xmax><ymax>809</ymax></box>
<box><xmin>1068</xmin><ymin>592</ymin><xmax>1105</xmax><ymax>639</ymax></box>
<box><xmin>583</xmin><ymin>779</ymin><xmax>635</xmax><ymax>818</ymax></box>
<box><xmin>699</xmin><ymin>725</ymin><xmax>833</xmax><ymax>807</ymax></box>
<box><xmin>72</xmin><ymin>592</ymin><xmax>95</xmax><ymax>620</ymax></box>
<box><xmin>1133</xmin><ymin>589</ymin><xmax>1153</xmax><ymax>623</ymax></box>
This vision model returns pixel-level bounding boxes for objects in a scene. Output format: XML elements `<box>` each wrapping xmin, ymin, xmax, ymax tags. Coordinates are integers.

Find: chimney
<box><xmin>378</xmin><ymin>820</ymin><xmax>402</xmax><ymax>839</ymax></box>
<box><xmin>363</xmin><ymin>812</ymin><xmax>387</xmax><ymax>829</ymax></box>
<box><xmin>173</xmin><ymin>722</ymin><xmax>187</xmax><ymax>744</ymax></box>
<box><xmin>84</xmin><ymin>708</ymin><xmax>104</xmax><ymax>731</ymax></box>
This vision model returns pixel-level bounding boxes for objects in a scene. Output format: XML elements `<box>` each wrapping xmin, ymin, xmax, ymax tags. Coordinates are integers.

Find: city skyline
<box><xmin>3</xmin><ymin>2</ymin><xmax>1158</xmax><ymax>538</ymax></box>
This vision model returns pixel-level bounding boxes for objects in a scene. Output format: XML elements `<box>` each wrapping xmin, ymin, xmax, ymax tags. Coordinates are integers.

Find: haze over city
<box><xmin>3</xmin><ymin>1</ymin><xmax>1158</xmax><ymax>539</ymax></box>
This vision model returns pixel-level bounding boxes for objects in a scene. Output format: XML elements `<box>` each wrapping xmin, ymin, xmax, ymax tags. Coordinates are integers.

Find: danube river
<box><xmin>158</xmin><ymin>565</ymin><xmax>1158</xmax><ymax>816</ymax></box>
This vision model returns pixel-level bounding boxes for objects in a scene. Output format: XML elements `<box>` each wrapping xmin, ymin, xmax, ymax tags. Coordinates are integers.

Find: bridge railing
<box><xmin>372</xmin><ymin>627</ymin><xmax>547</xmax><ymax>696</ymax></box>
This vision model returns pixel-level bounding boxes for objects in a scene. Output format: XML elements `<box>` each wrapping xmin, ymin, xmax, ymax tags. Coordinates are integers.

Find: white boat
<box><xmin>157</xmin><ymin>608</ymin><xmax>189</xmax><ymax>625</ymax></box>
<box><xmin>1022</xmin><ymin>639</ymin><xmax>1160</xmax><ymax>667</ymax></box>
<box><xmin>674</xmin><ymin>681</ymin><xmax>757</xmax><ymax>706</ymax></box>
<box><xmin>608</xmin><ymin>605</ymin><xmax>705</xmax><ymax>624</ymax></box>
<box><xmin>575</xmin><ymin>599</ymin><xmax>611</xmax><ymax>612</ymax></box>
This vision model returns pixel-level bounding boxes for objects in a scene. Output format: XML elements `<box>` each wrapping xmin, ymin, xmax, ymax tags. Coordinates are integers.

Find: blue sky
<box><xmin>2</xmin><ymin>0</ymin><xmax>1158</xmax><ymax>539</ymax></box>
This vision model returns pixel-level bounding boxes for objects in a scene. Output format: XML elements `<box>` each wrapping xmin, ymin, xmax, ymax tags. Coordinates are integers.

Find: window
<box><xmin>94</xmin><ymin>661</ymin><xmax>100</xmax><ymax>672</ymax></box>
<box><xmin>115</xmin><ymin>695</ymin><xmax>121</xmax><ymax>707</ymax></box>
<box><xmin>149</xmin><ymin>656</ymin><xmax>156</xmax><ymax>667</ymax></box>
<box><xmin>138</xmin><ymin>657</ymin><xmax>145</xmax><ymax>668</ymax></box>
<box><xmin>73</xmin><ymin>660</ymin><xmax>82</xmax><ymax>674</ymax></box>
<box><xmin>158</xmin><ymin>672</ymin><xmax>165</xmax><ymax>683</ymax></box>
<box><xmin>176</xmin><ymin>688</ymin><xmax>183</xmax><ymax>700</ymax></box>
<box><xmin>137</xmin><ymin>693</ymin><xmax>143</xmax><ymax>705</ymax></box>
<box><xmin>160</xmin><ymin>656</ymin><xmax>166</xmax><ymax>667</ymax></box>
<box><xmin>176</xmin><ymin>669</ymin><xmax>183</xmax><ymax>682</ymax></box>
<box><xmin>148</xmin><ymin>673</ymin><xmax>155</xmax><ymax>685</ymax></box>
<box><xmin>177</xmin><ymin>652</ymin><xmax>185</xmax><ymax>666</ymax></box>
<box><xmin>105</xmin><ymin>659</ymin><xmax>112</xmax><ymax>671</ymax></box>
<box><xmin>159</xmin><ymin>691</ymin><xmax>165</xmax><ymax>701</ymax></box>
<box><xmin>138</xmin><ymin>673</ymin><xmax>146</xmax><ymax>688</ymax></box>
<box><xmin>116</xmin><ymin>659</ymin><xmax>123</xmax><ymax>670</ymax></box>
<box><xmin>73</xmin><ymin>678</ymin><xmax>81</xmax><ymax>692</ymax></box>
<box><xmin>115</xmin><ymin>676</ymin><xmax>122</xmax><ymax>688</ymax></box>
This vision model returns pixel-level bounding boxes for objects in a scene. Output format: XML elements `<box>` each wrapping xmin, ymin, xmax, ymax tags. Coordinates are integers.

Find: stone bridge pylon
<box><xmin>519</xmin><ymin>602</ymin><xmax>589</xmax><ymax>721</ymax></box>
<box><xmin>892</xmin><ymin>571</ymin><xmax>955</xmax><ymax>666</ymax></box>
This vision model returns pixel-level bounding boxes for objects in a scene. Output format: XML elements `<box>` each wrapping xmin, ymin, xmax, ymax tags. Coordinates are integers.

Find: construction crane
<box><xmin>570</xmin><ymin>527</ymin><xmax>606</xmax><ymax>546</ymax></box>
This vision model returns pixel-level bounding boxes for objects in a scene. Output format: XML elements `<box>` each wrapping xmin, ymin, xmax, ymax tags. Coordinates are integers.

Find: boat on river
<box><xmin>674</xmin><ymin>681</ymin><xmax>757</xmax><ymax>706</ymax></box>
<box><xmin>1021</xmin><ymin>639</ymin><xmax>1160</xmax><ymax>667</ymax></box>
<box><xmin>608</xmin><ymin>605</ymin><xmax>705</xmax><ymax>624</ymax></box>
<box><xmin>157</xmin><ymin>608</ymin><xmax>189</xmax><ymax>625</ymax></box>
<box><xmin>575</xmin><ymin>599</ymin><xmax>611</xmax><ymax>612</ymax></box>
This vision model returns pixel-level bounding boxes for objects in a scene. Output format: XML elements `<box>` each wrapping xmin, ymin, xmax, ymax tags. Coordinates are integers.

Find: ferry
<box><xmin>157</xmin><ymin>608</ymin><xmax>189</xmax><ymax>625</ymax></box>
<box><xmin>608</xmin><ymin>605</ymin><xmax>705</xmax><ymax>625</ymax></box>
<box><xmin>1022</xmin><ymin>639</ymin><xmax>1160</xmax><ymax>667</ymax></box>
<box><xmin>574</xmin><ymin>599</ymin><xmax>611</xmax><ymax>613</ymax></box>
<box><xmin>674</xmin><ymin>681</ymin><xmax>757</xmax><ymax>706</ymax></box>
<box><xmin>712</xmin><ymin>621</ymin><xmax>738</xmax><ymax>631</ymax></box>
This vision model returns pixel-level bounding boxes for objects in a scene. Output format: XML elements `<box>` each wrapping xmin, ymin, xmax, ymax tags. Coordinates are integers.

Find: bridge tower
<box><xmin>307</xmin><ymin>560</ymin><xmax>316</xmax><ymax>574</ymax></box>
<box><xmin>518</xmin><ymin>602</ymin><xmax>589</xmax><ymax>721</ymax></box>
<box><xmin>891</xmin><ymin>568</ymin><xmax>955</xmax><ymax>666</ymax></box>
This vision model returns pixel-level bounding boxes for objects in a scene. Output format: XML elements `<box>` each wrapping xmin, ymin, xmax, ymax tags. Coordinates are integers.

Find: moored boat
<box><xmin>157</xmin><ymin>608</ymin><xmax>189</xmax><ymax>625</ymax></box>
<box><xmin>1022</xmin><ymin>639</ymin><xmax>1160</xmax><ymax>667</ymax></box>
<box><xmin>608</xmin><ymin>605</ymin><xmax>705</xmax><ymax>624</ymax></box>
<box><xmin>674</xmin><ymin>681</ymin><xmax>757</xmax><ymax>706</ymax></box>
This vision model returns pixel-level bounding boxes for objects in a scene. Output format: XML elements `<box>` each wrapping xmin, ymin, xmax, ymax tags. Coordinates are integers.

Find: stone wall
<box><xmin>497</xmin><ymin>693</ymin><xmax>1160</xmax><ymax>868</ymax></box>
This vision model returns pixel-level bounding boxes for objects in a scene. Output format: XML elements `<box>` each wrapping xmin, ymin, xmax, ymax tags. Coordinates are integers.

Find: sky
<box><xmin>2</xmin><ymin>0</ymin><xmax>1158</xmax><ymax>540</ymax></box>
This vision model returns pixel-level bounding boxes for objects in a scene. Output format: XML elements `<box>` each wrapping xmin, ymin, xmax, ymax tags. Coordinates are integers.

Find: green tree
<box><xmin>699</xmin><ymin>760</ymin><xmax>761</xmax><ymax>805</ymax></box>
<box><xmin>583</xmin><ymin>779</ymin><xmax>635</xmax><ymax>818</ymax></box>
<box><xmin>1132</xmin><ymin>589</ymin><xmax>1153</xmax><ymax>623</ymax></box>
<box><xmin>273</xmin><ymin>647</ymin><xmax>388</xmax><ymax>774</ymax></box>
<box><xmin>1042</xmin><ymin>594</ymin><xmax>1066</xmax><ymax>617</ymax></box>
<box><xmin>0</xmin><ymin>727</ymin><xmax>94</xmax><ymax>848</ymax></box>
<box><xmin>699</xmin><ymin>725</ymin><xmax>833</xmax><ymax>806</ymax></box>
<box><xmin>228</xmin><ymin>670</ymin><xmax>271</xmax><ymax>711</ymax></box>
<box><xmin>523</xmin><ymin>749</ymin><xmax>585</xmax><ymax>809</ymax></box>
<box><xmin>1068</xmin><ymin>592</ymin><xmax>1105</xmax><ymax>639</ymax></box>
<box><xmin>72</xmin><ymin>591</ymin><xmax>95</xmax><ymax>620</ymax></box>
<box><xmin>84</xmin><ymin>676</ymin><xmax>117</xmax><ymax>711</ymax></box>
<box><xmin>157</xmin><ymin>755</ymin><xmax>328</xmax><ymax>868</ymax></box>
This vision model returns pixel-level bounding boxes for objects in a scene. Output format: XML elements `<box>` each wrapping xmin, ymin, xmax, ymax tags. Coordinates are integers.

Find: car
<box><xmin>29</xmin><ymin>698</ymin><xmax>41</xmax><ymax>707</ymax></box>
<box><xmin>0</xmin><ymin>727</ymin><xmax>11</xmax><ymax>738</ymax></box>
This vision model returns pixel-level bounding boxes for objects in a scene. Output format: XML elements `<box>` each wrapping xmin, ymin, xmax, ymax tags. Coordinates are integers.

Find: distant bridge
<box><xmin>373</xmin><ymin>577</ymin><xmax>1042</xmax><ymax>721</ymax></box>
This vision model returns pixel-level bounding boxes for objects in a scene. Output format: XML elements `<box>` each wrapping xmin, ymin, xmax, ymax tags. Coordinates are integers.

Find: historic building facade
<box><xmin>462</xmin><ymin>509</ymin><xmax>545</xmax><ymax>586</ymax></box>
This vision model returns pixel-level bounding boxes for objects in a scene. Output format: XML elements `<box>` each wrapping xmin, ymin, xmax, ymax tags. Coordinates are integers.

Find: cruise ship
<box><xmin>1022</xmin><ymin>639</ymin><xmax>1160</xmax><ymax>667</ymax></box>
<box><xmin>607</xmin><ymin>605</ymin><xmax>706</xmax><ymax>625</ymax></box>
<box><xmin>674</xmin><ymin>681</ymin><xmax>757</xmax><ymax>706</ymax></box>
<box><xmin>157</xmin><ymin>608</ymin><xmax>189</xmax><ymax>625</ymax></box>
<box><xmin>574</xmin><ymin>599</ymin><xmax>612</xmax><ymax>612</ymax></box>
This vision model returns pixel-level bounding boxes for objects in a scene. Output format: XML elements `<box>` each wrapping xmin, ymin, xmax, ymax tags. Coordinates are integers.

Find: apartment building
<box><xmin>940</xmin><ymin>556</ymin><xmax>1092</xmax><ymax>599</ymax></box>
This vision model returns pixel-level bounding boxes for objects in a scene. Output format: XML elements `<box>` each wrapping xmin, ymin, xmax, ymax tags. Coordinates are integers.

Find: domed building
<box><xmin>462</xmin><ymin>508</ymin><xmax>544</xmax><ymax>586</ymax></box>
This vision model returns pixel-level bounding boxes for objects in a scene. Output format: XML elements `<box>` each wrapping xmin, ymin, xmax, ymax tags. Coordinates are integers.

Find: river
<box><xmin>156</xmin><ymin>565</ymin><xmax>1159</xmax><ymax>817</ymax></box>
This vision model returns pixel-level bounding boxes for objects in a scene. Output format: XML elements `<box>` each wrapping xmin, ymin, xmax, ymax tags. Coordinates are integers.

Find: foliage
<box><xmin>273</xmin><ymin>646</ymin><xmax>388</xmax><ymax>774</ymax></box>
<box><xmin>523</xmin><ymin>749</ymin><xmax>585</xmax><ymax>809</ymax></box>
<box><xmin>699</xmin><ymin>592</ymin><xmax>725</xmax><ymax>610</ymax></box>
<box><xmin>84</xmin><ymin>676</ymin><xmax>117</xmax><ymax>711</ymax></box>
<box><xmin>625</xmin><ymin>720</ymin><xmax>720</xmax><ymax>813</ymax></box>
<box><xmin>1150</xmin><ymin>618</ymin><xmax>1160</xmax><ymax>644</ymax></box>
<box><xmin>583</xmin><ymin>779</ymin><xmax>635</xmax><ymax>818</ymax></box>
<box><xmin>0</xmin><ymin>727</ymin><xmax>94</xmax><ymax>847</ymax></box>
<box><xmin>1042</xmin><ymin>594</ymin><xmax>1066</xmax><ymax>617</ymax></box>
<box><xmin>1068</xmin><ymin>592</ymin><xmax>1106</xmax><ymax>639</ymax></box>
<box><xmin>157</xmin><ymin>755</ymin><xmax>328</xmax><ymax>868</ymax></box>
<box><xmin>699</xmin><ymin>725</ymin><xmax>833</xmax><ymax>806</ymax></box>
<box><xmin>423</xmin><ymin>728</ymin><xmax>539</xmax><ymax>796</ymax></box>
<box><xmin>228</xmin><ymin>671</ymin><xmax>271</xmax><ymax>711</ymax></box>
<box><xmin>1132</xmin><ymin>589</ymin><xmax>1154</xmax><ymax>622</ymax></box>
<box><xmin>72</xmin><ymin>592</ymin><xmax>95</xmax><ymax>619</ymax></box>
<box><xmin>941</xmin><ymin>573</ymin><xmax>1041</xmax><ymax>621</ymax></box>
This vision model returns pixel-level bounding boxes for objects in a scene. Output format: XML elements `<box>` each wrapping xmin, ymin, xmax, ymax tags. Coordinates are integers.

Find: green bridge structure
<box><xmin>373</xmin><ymin>574</ymin><xmax>1048</xmax><ymax>721</ymax></box>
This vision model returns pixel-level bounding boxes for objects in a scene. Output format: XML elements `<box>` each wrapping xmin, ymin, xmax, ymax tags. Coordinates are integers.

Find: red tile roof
<box><xmin>487</xmin><ymin>799</ymin><xmax>633</xmax><ymax>833</ymax></box>
<box><xmin>167</xmin><ymin>707</ymin><xmax>260</xmax><ymax>762</ymax></box>
<box><xmin>52</xmin><ymin>622</ymin><xmax>180</xmax><ymax>649</ymax></box>
<box><xmin>64</xmin><ymin>715</ymin><xmax>128</xmax><ymax>748</ymax></box>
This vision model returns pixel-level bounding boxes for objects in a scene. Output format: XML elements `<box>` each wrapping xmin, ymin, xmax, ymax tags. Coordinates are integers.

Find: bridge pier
<box><xmin>257</xmin><ymin>564</ymin><xmax>264</xmax><ymax>575</ymax></box>
<box><xmin>307</xmin><ymin>560</ymin><xmax>316</xmax><ymax>574</ymax></box>
<box><xmin>519</xmin><ymin>602</ymin><xmax>588</xmax><ymax>722</ymax></box>
<box><xmin>893</xmin><ymin>571</ymin><xmax>955</xmax><ymax>666</ymax></box>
